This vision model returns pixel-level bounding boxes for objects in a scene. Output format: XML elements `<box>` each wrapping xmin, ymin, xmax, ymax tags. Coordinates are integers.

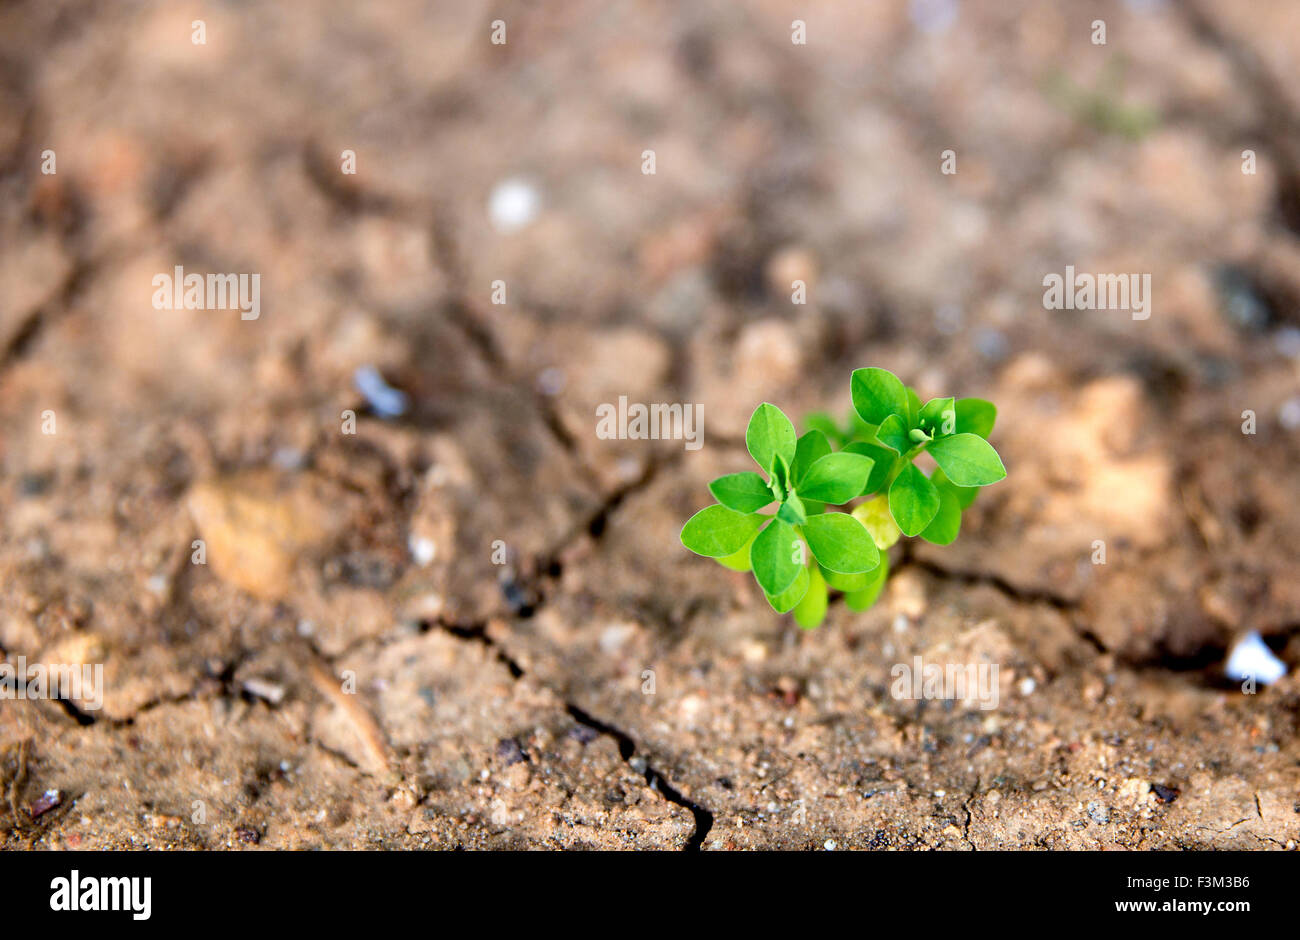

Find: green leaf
<box><xmin>708</xmin><ymin>472</ymin><xmax>772</xmax><ymax>514</ymax></box>
<box><xmin>920</xmin><ymin>484</ymin><xmax>962</xmax><ymax>545</ymax></box>
<box><xmin>746</xmin><ymin>403</ymin><xmax>797</xmax><ymax>475</ymax></box>
<box><xmin>850</xmin><ymin>496</ymin><xmax>902</xmax><ymax>549</ymax></box>
<box><xmin>769</xmin><ymin>452</ymin><xmax>790</xmax><ymax>501</ymax></box>
<box><xmin>844</xmin><ymin>552</ymin><xmax>889</xmax><ymax>612</ymax></box>
<box><xmin>777</xmin><ymin>492</ymin><xmax>807</xmax><ymax>525</ymax></box>
<box><xmin>905</xmin><ymin>386</ymin><xmax>922</xmax><ymax>426</ymax></box>
<box><xmin>889</xmin><ymin>462</ymin><xmax>941</xmax><ymax>536</ymax></box>
<box><xmin>797</xmin><ymin>452</ymin><xmax>874</xmax><ymax>505</ymax></box>
<box><xmin>850</xmin><ymin>368</ymin><xmax>909</xmax><ymax>426</ymax></box>
<box><xmin>751</xmin><ymin>519</ymin><xmax>803</xmax><ymax>596</ymax></box>
<box><xmin>875</xmin><ymin>414</ymin><xmax>911</xmax><ymax>454</ymax></box>
<box><xmin>844</xmin><ymin>440</ymin><xmax>896</xmax><ymax>495</ymax></box>
<box><xmin>919</xmin><ymin>397</ymin><xmax>956</xmax><ymax>437</ymax></box>
<box><xmin>931</xmin><ymin>467</ymin><xmax>978</xmax><ymax>509</ymax></box>
<box><xmin>801</xmin><ymin>512</ymin><xmax>879</xmax><ymax>574</ymax></box>
<box><xmin>715</xmin><ymin>531</ymin><xmax>756</xmax><ymax>571</ymax></box>
<box><xmin>680</xmin><ymin>505</ymin><xmax>765</xmax><ymax>557</ymax></box>
<box><xmin>793</xmin><ymin>565</ymin><xmax>828</xmax><ymax>629</ymax></box>
<box><xmin>820</xmin><ymin>564</ymin><xmax>871</xmax><ymax>592</ymax></box>
<box><xmin>791</xmin><ymin>430</ymin><xmax>832</xmax><ymax>485</ymax></box>
<box><xmin>764</xmin><ymin>564</ymin><xmax>809</xmax><ymax>614</ymax></box>
<box><xmin>926</xmin><ymin>433</ymin><xmax>1007</xmax><ymax>487</ymax></box>
<box><xmin>955</xmin><ymin>398</ymin><xmax>997</xmax><ymax>439</ymax></box>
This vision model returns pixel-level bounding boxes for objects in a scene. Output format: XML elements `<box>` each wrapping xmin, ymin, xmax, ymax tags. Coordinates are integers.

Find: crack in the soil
<box><xmin>312</xmin><ymin>601</ymin><xmax>715</xmax><ymax>849</ymax></box>
<box><xmin>894</xmin><ymin>554</ymin><xmax>1080</xmax><ymax>612</ymax></box>
<box><xmin>301</xmin><ymin>142</ymin><xmax>418</xmax><ymax>220</ymax></box>
<box><xmin>306</xmin><ymin>151</ymin><xmax>613</xmax><ymax>498</ymax></box>
<box><xmin>960</xmin><ymin>777</ymin><xmax>979</xmax><ymax>851</ymax></box>
<box><xmin>421</xmin><ymin>617</ymin><xmax>713</xmax><ymax>850</ymax></box>
<box><xmin>528</xmin><ymin>451</ymin><xmax>673</xmax><ymax>600</ymax></box>
<box><xmin>0</xmin><ymin>255</ymin><xmax>95</xmax><ymax>372</ymax></box>
<box><xmin>892</xmin><ymin>553</ymin><xmax>1109</xmax><ymax>658</ymax></box>
<box><xmin>564</xmin><ymin>703</ymin><xmax>714</xmax><ymax>851</ymax></box>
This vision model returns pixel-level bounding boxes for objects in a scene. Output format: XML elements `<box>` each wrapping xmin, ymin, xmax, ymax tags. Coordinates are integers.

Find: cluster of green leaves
<box><xmin>680</xmin><ymin>368</ymin><xmax>1005</xmax><ymax>629</ymax></box>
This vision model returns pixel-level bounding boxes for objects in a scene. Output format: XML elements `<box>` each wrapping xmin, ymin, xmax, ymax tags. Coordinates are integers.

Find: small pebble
<box><xmin>536</xmin><ymin>367</ymin><xmax>566</xmax><ymax>396</ymax></box>
<box><xmin>567</xmin><ymin>725</ymin><xmax>599</xmax><ymax>745</ymax></box>
<box><xmin>353</xmin><ymin>365</ymin><xmax>409</xmax><ymax>419</ymax></box>
<box><xmin>408</xmin><ymin>535</ymin><xmax>437</xmax><ymax>567</ymax></box>
<box><xmin>488</xmin><ymin>178</ymin><xmax>539</xmax><ymax>233</ymax></box>
<box><xmin>1224</xmin><ymin>630</ymin><xmax>1286</xmax><ymax>685</ymax></box>
<box><xmin>496</xmin><ymin>738</ymin><xmax>527</xmax><ymax>766</ymax></box>
<box><xmin>1150</xmin><ymin>783</ymin><xmax>1179</xmax><ymax>804</ymax></box>
<box><xmin>272</xmin><ymin>447</ymin><xmax>306</xmax><ymax>470</ymax></box>
<box><xmin>29</xmin><ymin>789</ymin><xmax>61</xmax><ymax>819</ymax></box>
<box><xmin>241</xmin><ymin>677</ymin><xmax>286</xmax><ymax>706</ymax></box>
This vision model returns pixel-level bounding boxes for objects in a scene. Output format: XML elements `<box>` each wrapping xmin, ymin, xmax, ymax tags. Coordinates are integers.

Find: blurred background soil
<box><xmin>2</xmin><ymin>0</ymin><xmax>1299</xmax><ymax>849</ymax></box>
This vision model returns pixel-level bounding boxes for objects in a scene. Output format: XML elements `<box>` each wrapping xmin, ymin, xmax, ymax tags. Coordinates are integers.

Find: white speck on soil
<box><xmin>536</xmin><ymin>367</ymin><xmax>565</xmax><ymax>395</ymax></box>
<box><xmin>409</xmin><ymin>534</ymin><xmax>437</xmax><ymax>566</ymax></box>
<box><xmin>1225</xmin><ymin>630</ymin><xmax>1287</xmax><ymax>685</ymax></box>
<box><xmin>489</xmin><ymin>177</ymin><xmax>539</xmax><ymax>233</ymax></box>
<box><xmin>354</xmin><ymin>365</ymin><xmax>409</xmax><ymax>419</ymax></box>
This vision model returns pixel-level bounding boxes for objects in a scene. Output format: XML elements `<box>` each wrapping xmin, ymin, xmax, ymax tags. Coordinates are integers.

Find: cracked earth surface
<box><xmin>2</xmin><ymin>0</ymin><xmax>1300</xmax><ymax>849</ymax></box>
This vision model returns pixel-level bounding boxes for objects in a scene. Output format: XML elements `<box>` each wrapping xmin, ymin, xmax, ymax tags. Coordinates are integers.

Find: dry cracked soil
<box><xmin>2</xmin><ymin>0</ymin><xmax>1300</xmax><ymax>850</ymax></box>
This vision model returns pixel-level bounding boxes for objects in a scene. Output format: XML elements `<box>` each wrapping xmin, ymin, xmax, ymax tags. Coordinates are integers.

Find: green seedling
<box><xmin>680</xmin><ymin>368</ymin><xmax>1006</xmax><ymax>629</ymax></box>
<box><xmin>1042</xmin><ymin>57</ymin><xmax>1157</xmax><ymax>140</ymax></box>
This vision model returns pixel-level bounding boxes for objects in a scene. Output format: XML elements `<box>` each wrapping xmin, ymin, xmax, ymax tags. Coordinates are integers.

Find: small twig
<box><xmin>4</xmin><ymin>739</ymin><xmax>30</xmax><ymax>826</ymax></box>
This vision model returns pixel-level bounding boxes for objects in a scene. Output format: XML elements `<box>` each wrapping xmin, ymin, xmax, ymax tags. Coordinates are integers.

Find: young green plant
<box><xmin>680</xmin><ymin>368</ymin><xmax>1006</xmax><ymax>629</ymax></box>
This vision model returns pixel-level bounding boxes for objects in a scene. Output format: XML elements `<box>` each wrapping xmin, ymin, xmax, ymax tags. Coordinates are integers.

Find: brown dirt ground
<box><xmin>2</xmin><ymin>0</ymin><xmax>1299</xmax><ymax>850</ymax></box>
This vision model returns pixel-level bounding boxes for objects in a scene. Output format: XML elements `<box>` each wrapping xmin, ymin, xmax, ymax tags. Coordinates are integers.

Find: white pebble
<box><xmin>353</xmin><ymin>365</ymin><xmax>408</xmax><ymax>419</ymax></box>
<box><xmin>536</xmin><ymin>367</ymin><xmax>566</xmax><ymax>396</ymax></box>
<box><xmin>409</xmin><ymin>534</ymin><xmax>437</xmax><ymax>567</ymax></box>
<box><xmin>1019</xmin><ymin>677</ymin><xmax>1036</xmax><ymax>696</ymax></box>
<box><xmin>823</xmin><ymin>839</ymin><xmax>837</xmax><ymax>850</ymax></box>
<box><xmin>488</xmin><ymin>178</ymin><xmax>539</xmax><ymax>233</ymax></box>
<box><xmin>1225</xmin><ymin>631</ymin><xmax>1287</xmax><ymax>686</ymax></box>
